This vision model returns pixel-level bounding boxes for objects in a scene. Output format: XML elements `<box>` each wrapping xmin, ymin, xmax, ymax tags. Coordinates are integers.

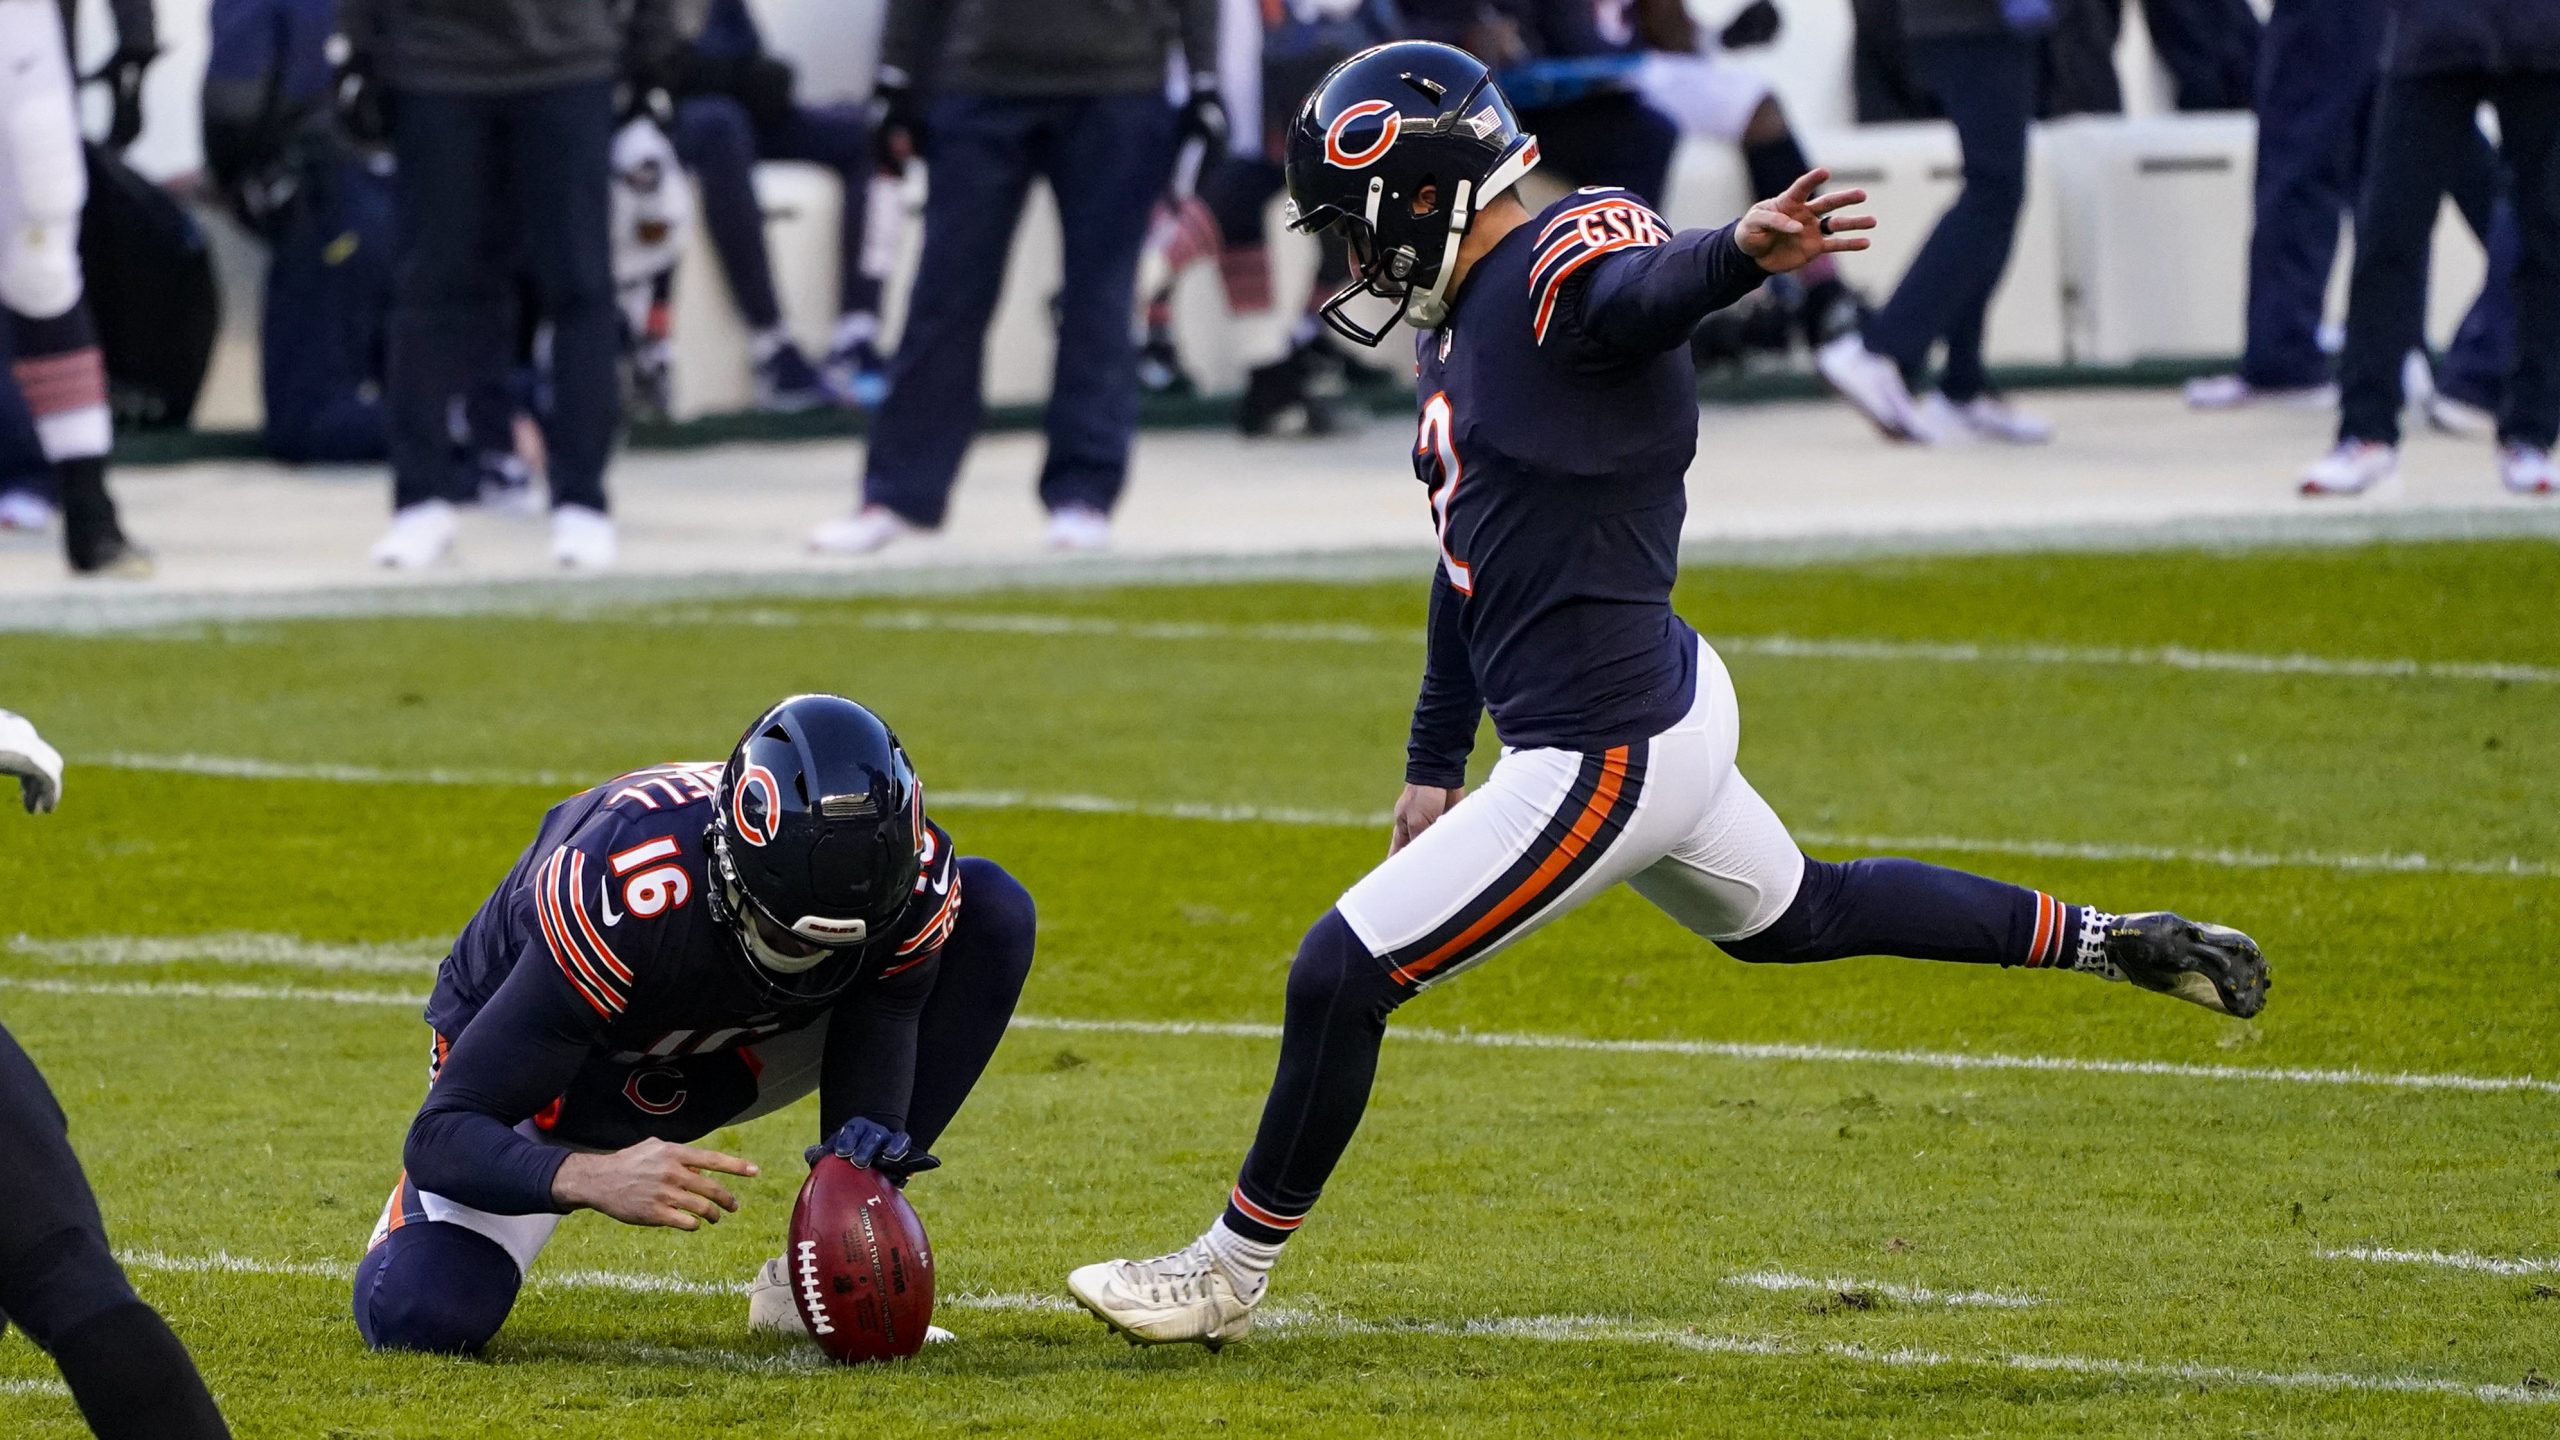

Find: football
<box><xmin>785</xmin><ymin>1157</ymin><xmax>937</xmax><ymax>1363</ymax></box>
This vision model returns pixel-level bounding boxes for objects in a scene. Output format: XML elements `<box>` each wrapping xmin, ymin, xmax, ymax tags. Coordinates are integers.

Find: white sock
<box><xmin>1201</xmin><ymin>1219</ymin><xmax>1282</xmax><ymax>1304</ymax></box>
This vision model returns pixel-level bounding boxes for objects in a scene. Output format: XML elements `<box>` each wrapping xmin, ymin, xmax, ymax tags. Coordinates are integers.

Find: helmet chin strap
<box><xmin>1404</xmin><ymin>176</ymin><xmax>1476</xmax><ymax>332</ymax></box>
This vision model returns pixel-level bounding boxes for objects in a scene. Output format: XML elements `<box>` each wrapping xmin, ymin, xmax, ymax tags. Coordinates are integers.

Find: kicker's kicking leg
<box><xmin>1068</xmin><ymin>909</ymin><xmax>1407</xmax><ymax>1347</ymax></box>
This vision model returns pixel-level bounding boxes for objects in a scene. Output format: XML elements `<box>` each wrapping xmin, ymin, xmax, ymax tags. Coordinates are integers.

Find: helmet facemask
<box><xmin>707</xmin><ymin>828</ymin><xmax>887</xmax><ymax>1001</ymax></box>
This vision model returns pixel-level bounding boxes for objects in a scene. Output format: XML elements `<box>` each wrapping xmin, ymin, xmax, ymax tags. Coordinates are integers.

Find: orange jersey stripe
<box><xmin>564</xmin><ymin>851</ymin><xmax>635</xmax><ymax>983</ymax></box>
<box><xmin>1394</xmin><ymin>747</ymin><xmax>1630</xmax><ymax>985</ymax></box>
<box><xmin>536</xmin><ymin>853</ymin><xmax>619</xmax><ymax>1016</ymax></box>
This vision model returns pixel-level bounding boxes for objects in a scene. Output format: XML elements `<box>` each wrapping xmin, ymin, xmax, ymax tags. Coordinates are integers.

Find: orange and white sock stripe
<box><xmin>1227</xmin><ymin>1187</ymin><xmax>1308</xmax><ymax>1234</ymax></box>
<box><xmin>2023</xmin><ymin>891</ymin><xmax>2066</xmax><ymax>968</ymax></box>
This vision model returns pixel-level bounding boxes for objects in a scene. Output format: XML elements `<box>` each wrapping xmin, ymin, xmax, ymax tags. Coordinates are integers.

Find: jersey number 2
<box><xmin>1417</xmin><ymin>392</ymin><xmax>1472</xmax><ymax>594</ymax></box>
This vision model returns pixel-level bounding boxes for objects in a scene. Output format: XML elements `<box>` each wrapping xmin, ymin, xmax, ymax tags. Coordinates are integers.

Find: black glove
<box><xmin>806</xmin><ymin>1117</ymin><xmax>941</xmax><ymax>1180</ymax></box>
<box><xmin>870</xmin><ymin>67</ymin><xmax>924</xmax><ymax>172</ymax></box>
<box><xmin>1719</xmin><ymin>0</ymin><xmax>1781</xmax><ymax>50</ymax></box>
<box><xmin>97</xmin><ymin>45</ymin><xmax>156</xmax><ymax>150</ymax></box>
<box><xmin>736</xmin><ymin>54</ymin><xmax>796</xmax><ymax>129</ymax></box>
<box><xmin>1176</xmin><ymin>82</ymin><xmax>1228</xmax><ymax>155</ymax></box>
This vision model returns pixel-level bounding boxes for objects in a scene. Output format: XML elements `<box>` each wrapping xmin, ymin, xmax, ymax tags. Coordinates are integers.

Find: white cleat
<box><xmin>549</xmin><ymin>504</ymin><xmax>617</xmax><ymax>571</ymax></box>
<box><xmin>369</xmin><ymin>499</ymin><xmax>458</xmax><ymax>569</ymax></box>
<box><xmin>808</xmin><ymin>505</ymin><xmax>923</xmax><ymax>556</ymax></box>
<box><xmin>1044</xmin><ymin>504</ymin><xmax>1113</xmax><ymax>553</ymax></box>
<box><xmin>2298</xmin><ymin>441</ymin><xmax>2401</xmax><ymax>499</ymax></box>
<box><xmin>1922</xmin><ymin>392</ymin><xmax>2052</xmax><ymax>445</ymax></box>
<box><xmin>2500</xmin><ymin>444</ymin><xmax>2556</xmax><ymax>497</ymax></box>
<box><xmin>2182</xmin><ymin>374</ymin><xmax>2337</xmax><ymax>411</ymax></box>
<box><xmin>749</xmin><ymin>1255</ymin><xmax>955</xmax><ymax>1343</ymax></box>
<box><xmin>0</xmin><ymin>489</ymin><xmax>56</xmax><ymax>533</ymax></box>
<box><xmin>1815</xmin><ymin>334</ymin><xmax>1926</xmax><ymax>442</ymax></box>
<box><xmin>1067</xmin><ymin>1241</ymin><xmax>1257</xmax><ymax>1350</ymax></box>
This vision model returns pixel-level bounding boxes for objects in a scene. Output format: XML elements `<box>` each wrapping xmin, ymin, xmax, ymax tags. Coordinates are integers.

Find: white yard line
<box><xmin>7</xmin><ymin>965</ymin><xmax>2557</xmax><ymax>1100</ymax></box>
<box><xmin>840</xmin><ymin>608</ymin><xmax>2560</xmax><ymax>688</ymax></box>
<box><xmin>1721</xmin><ymin>1269</ymin><xmax>2039</xmax><ymax>1308</ymax></box>
<box><xmin>79</xmin><ymin>753</ymin><xmax>2560</xmax><ymax>881</ymax></box>
<box><xmin>88</xmin><ymin>1250</ymin><xmax>2560</xmax><ymax>1407</ymax></box>
<box><xmin>5</xmin><ymin>933</ymin><xmax>444</xmax><ymax>975</ymax></box>
<box><xmin>2317</xmin><ymin>1246</ymin><xmax>2560</xmax><ymax>1277</ymax></box>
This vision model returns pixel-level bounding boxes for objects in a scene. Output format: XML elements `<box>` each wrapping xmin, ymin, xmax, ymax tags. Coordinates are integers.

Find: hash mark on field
<box><xmin>1722</xmin><ymin>1269</ymin><xmax>2039</xmax><ymax>1308</ymax></box>
<box><xmin>84</xmin><ymin>753</ymin><xmax>2560</xmax><ymax>881</ymax></box>
<box><xmin>96</xmin><ymin>1249</ymin><xmax>2560</xmax><ymax>1407</ymax></box>
<box><xmin>2319</xmin><ymin>1246</ymin><xmax>2560</xmax><ymax>1276</ymax></box>
<box><xmin>843</xmin><ymin>608</ymin><xmax>2560</xmax><ymax>686</ymax></box>
<box><xmin>11</xmin><ymin>965</ymin><xmax>2560</xmax><ymax>1100</ymax></box>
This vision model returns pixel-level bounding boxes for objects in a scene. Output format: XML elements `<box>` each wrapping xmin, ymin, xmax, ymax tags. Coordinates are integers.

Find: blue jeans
<box><xmin>1861</xmin><ymin>33</ymin><xmax>2033</xmax><ymax>403</ymax></box>
<box><xmin>672</xmin><ymin>96</ymin><xmax>879</xmax><ymax>333</ymax></box>
<box><xmin>862</xmin><ymin>93</ymin><xmax>1175</xmax><ymax>527</ymax></box>
<box><xmin>386</xmin><ymin>81</ymin><xmax>618</xmax><ymax>512</ymax></box>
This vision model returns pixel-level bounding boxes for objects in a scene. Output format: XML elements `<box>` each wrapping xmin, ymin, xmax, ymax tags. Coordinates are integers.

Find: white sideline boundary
<box><xmin>1722</xmin><ymin>1270</ymin><xmax>2039</xmax><ymax>1309</ymax></box>
<box><xmin>2318</xmin><ymin>1246</ymin><xmax>2560</xmax><ymax>1277</ymax></box>
<box><xmin>82</xmin><ymin>1250</ymin><xmax>2560</xmax><ymax>1408</ymax></box>
<box><xmin>841</xmin><ymin>608</ymin><xmax>2560</xmax><ymax>688</ymax></box>
<box><xmin>78</xmin><ymin>753</ymin><xmax>2560</xmax><ymax>881</ymax></box>
<box><xmin>5</xmin><ymin>967</ymin><xmax>2557</xmax><ymax>1100</ymax></box>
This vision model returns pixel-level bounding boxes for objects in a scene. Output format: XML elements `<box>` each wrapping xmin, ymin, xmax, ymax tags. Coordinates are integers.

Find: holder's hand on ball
<box><xmin>808</xmin><ymin>1117</ymin><xmax>940</xmax><ymax>1180</ymax></box>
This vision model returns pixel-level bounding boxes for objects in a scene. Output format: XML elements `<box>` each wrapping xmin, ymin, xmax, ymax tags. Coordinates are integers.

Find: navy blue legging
<box><xmin>672</xmin><ymin>96</ymin><xmax>881</xmax><ymax>333</ymax></box>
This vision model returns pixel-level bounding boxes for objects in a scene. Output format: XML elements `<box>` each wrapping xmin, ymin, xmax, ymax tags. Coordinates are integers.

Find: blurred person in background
<box><xmin>1</xmin><ymin>709</ymin><xmax>233</xmax><ymax>1440</ymax></box>
<box><xmin>1407</xmin><ymin>0</ymin><xmax>1681</xmax><ymax>205</ymax></box>
<box><xmin>338</xmin><ymin>0</ymin><xmax>683</xmax><ymax>572</ymax></box>
<box><xmin>2185</xmin><ymin>0</ymin><xmax>2512</xmax><ymax>416</ymax></box>
<box><xmin>2299</xmin><ymin>0</ymin><xmax>2559</xmax><ymax>499</ymax></box>
<box><xmin>0</xmin><ymin>0</ymin><xmax>154</xmax><ymax>576</ymax></box>
<box><xmin>1134</xmin><ymin>0</ymin><xmax>1404</xmax><ymax>438</ymax></box>
<box><xmin>811</xmin><ymin>0</ymin><xmax>1224</xmax><ymax>557</ymax></box>
<box><xmin>1816</xmin><ymin>0</ymin><xmax>2052</xmax><ymax>445</ymax></box>
<box><xmin>1633</xmin><ymin>0</ymin><xmax>1868</xmax><ymax>354</ymax></box>
<box><xmin>668</xmin><ymin>0</ymin><xmax>891</xmax><ymax>415</ymax></box>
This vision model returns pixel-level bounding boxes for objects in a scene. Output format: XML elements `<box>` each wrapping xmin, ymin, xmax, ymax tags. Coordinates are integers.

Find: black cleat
<box><xmin>2101</xmin><ymin>912</ymin><xmax>2268</xmax><ymax>1019</ymax></box>
<box><xmin>1136</xmin><ymin>333</ymin><xmax>1196</xmax><ymax>397</ymax></box>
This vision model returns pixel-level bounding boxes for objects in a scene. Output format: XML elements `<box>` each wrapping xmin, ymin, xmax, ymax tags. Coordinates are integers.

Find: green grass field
<box><xmin>2</xmin><ymin>539</ymin><xmax>2556</xmax><ymax>1437</ymax></box>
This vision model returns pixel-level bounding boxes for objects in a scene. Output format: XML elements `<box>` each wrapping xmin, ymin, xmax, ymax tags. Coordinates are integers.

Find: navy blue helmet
<box><xmin>707</xmin><ymin>694</ymin><xmax>923</xmax><ymax>1003</ymax></box>
<box><xmin>1283</xmin><ymin>41</ymin><xmax>1541</xmax><ymax>345</ymax></box>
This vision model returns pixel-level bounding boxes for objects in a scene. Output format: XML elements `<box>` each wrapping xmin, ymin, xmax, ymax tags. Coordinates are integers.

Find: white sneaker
<box><xmin>1815</xmin><ymin>334</ymin><xmax>1925</xmax><ymax>442</ymax></box>
<box><xmin>1044</xmin><ymin>505</ymin><xmax>1112</xmax><ymax>553</ymax></box>
<box><xmin>1926</xmin><ymin>392</ymin><xmax>2052</xmax><ymax>444</ymax></box>
<box><xmin>550</xmin><ymin>504</ymin><xmax>616</xmax><ymax>570</ymax></box>
<box><xmin>368</xmin><ymin>500</ymin><xmax>458</xmax><ymax>569</ymax></box>
<box><xmin>807</xmin><ymin>505</ymin><xmax>922</xmax><ymax>556</ymax></box>
<box><xmin>2426</xmin><ymin>392</ymin><xmax>2498</xmax><ymax>439</ymax></box>
<box><xmin>2500</xmin><ymin>444</ymin><xmax>2556</xmax><ymax>496</ymax></box>
<box><xmin>2298</xmin><ymin>441</ymin><xmax>2402</xmax><ymax>498</ymax></box>
<box><xmin>748</xmin><ymin>1255</ymin><xmax>951</xmax><ymax>1343</ymax></box>
<box><xmin>1067</xmin><ymin>1240</ymin><xmax>1257</xmax><ymax>1349</ymax></box>
<box><xmin>2182</xmin><ymin>374</ymin><xmax>2339</xmax><ymax>410</ymax></box>
<box><xmin>0</xmin><ymin>489</ymin><xmax>56</xmax><ymax>532</ymax></box>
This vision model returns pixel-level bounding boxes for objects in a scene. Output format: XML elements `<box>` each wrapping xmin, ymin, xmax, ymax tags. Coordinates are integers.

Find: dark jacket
<box><xmin>2384</xmin><ymin>0</ymin><xmax>2560</xmax><ymax>77</ymax></box>
<box><xmin>339</xmin><ymin>0</ymin><xmax>683</xmax><ymax>96</ymax></box>
<box><xmin>1900</xmin><ymin>0</ymin><xmax>2010</xmax><ymax>42</ymax></box>
<box><xmin>884</xmin><ymin>0</ymin><xmax>1218</xmax><ymax>98</ymax></box>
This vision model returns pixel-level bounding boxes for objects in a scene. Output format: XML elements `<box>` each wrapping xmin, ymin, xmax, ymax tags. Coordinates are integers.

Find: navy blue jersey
<box><xmin>1404</xmin><ymin>188</ymin><xmax>1766</xmax><ymax>786</ymax></box>
<box><xmin>427</xmin><ymin>762</ymin><xmax>958</xmax><ymax>1052</ymax></box>
<box><xmin>406</xmin><ymin>763</ymin><xmax>962</xmax><ymax>1214</ymax></box>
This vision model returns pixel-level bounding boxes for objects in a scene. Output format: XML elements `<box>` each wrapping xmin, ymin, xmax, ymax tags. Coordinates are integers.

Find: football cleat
<box><xmin>2498</xmin><ymin>444</ymin><xmax>2555</xmax><ymax>496</ymax></box>
<box><xmin>368</xmin><ymin>499</ymin><xmax>458</xmax><ymax>569</ymax></box>
<box><xmin>1815</xmin><ymin>333</ymin><xmax>1927</xmax><ymax>442</ymax></box>
<box><xmin>2298</xmin><ymin>441</ymin><xmax>2401</xmax><ymax>499</ymax></box>
<box><xmin>549</xmin><ymin>504</ymin><xmax>617</xmax><ymax>571</ymax></box>
<box><xmin>2101</xmin><ymin>912</ymin><xmax>2268</xmax><ymax>1019</ymax></box>
<box><xmin>1067</xmin><ymin>1241</ymin><xmax>1257</xmax><ymax>1349</ymax></box>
